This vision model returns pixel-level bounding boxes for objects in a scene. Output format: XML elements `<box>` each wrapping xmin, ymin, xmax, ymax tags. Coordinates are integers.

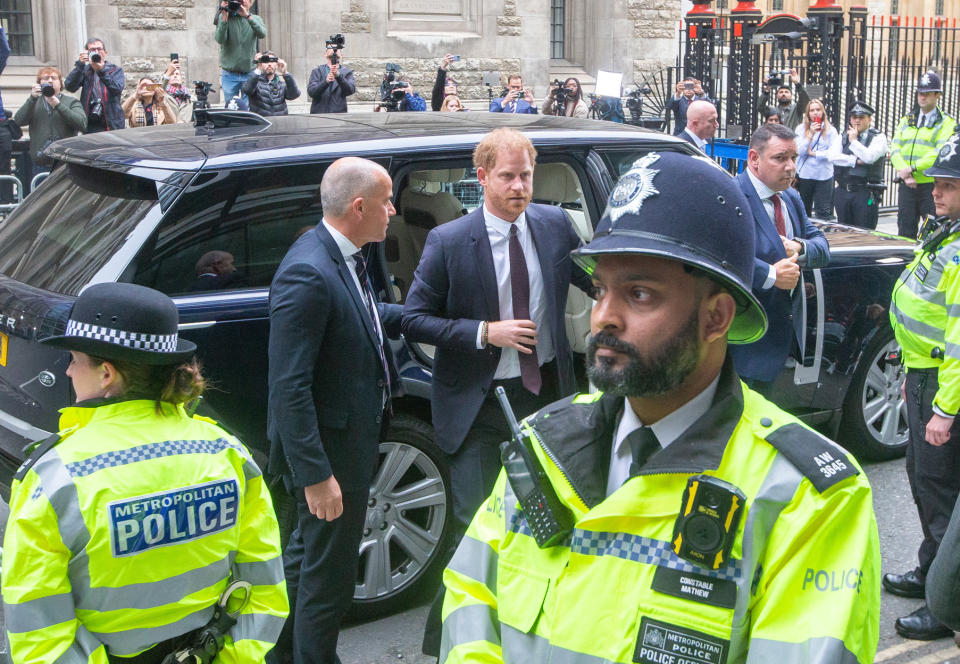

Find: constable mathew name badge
<box><xmin>108</xmin><ymin>479</ymin><xmax>239</xmax><ymax>557</ymax></box>
<box><xmin>634</xmin><ymin>617</ymin><xmax>729</xmax><ymax>664</ymax></box>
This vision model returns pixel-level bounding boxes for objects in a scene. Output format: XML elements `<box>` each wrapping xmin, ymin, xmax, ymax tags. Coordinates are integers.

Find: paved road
<box><xmin>338</xmin><ymin>455</ymin><xmax>960</xmax><ymax>664</ymax></box>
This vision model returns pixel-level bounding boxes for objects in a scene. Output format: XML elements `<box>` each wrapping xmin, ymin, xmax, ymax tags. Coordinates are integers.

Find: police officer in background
<box><xmin>887</xmin><ymin>132</ymin><xmax>960</xmax><ymax>641</ymax></box>
<box><xmin>891</xmin><ymin>70</ymin><xmax>957</xmax><ymax>239</ymax></box>
<box><xmin>1</xmin><ymin>283</ymin><xmax>288</xmax><ymax>663</ymax></box>
<box><xmin>440</xmin><ymin>152</ymin><xmax>880</xmax><ymax>664</ymax></box>
<box><xmin>831</xmin><ymin>101</ymin><xmax>889</xmax><ymax>229</ymax></box>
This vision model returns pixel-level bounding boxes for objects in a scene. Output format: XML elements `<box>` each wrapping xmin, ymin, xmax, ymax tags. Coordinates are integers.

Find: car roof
<box><xmin>46</xmin><ymin>113</ymin><xmax>684</xmax><ymax>172</ymax></box>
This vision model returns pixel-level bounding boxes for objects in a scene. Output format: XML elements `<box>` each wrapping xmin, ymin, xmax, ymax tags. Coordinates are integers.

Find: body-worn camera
<box><xmin>671</xmin><ymin>475</ymin><xmax>746</xmax><ymax>570</ymax></box>
<box><xmin>88</xmin><ymin>51</ymin><xmax>102</xmax><ymax>64</ymax></box>
<box><xmin>41</xmin><ymin>84</ymin><xmax>56</xmax><ymax>98</ymax></box>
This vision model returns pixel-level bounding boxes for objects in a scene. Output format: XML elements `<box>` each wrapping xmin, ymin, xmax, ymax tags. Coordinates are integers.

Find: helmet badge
<box><xmin>921</xmin><ymin>72</ymin><xmax>933</xmax><ymax>87</ymax></box>
<box><xmin>608</xmin><ymin>153</ymin><xmax>661</xmax><ymax>224</ymax></box>
<box><xmin>939</xmin><ymin>134</ymin><xmax>959</xmax><ymax>161</ymax></box>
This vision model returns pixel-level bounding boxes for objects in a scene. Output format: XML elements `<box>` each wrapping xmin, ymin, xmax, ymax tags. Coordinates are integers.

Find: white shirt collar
<box><xmin>483</xmin><ymin>204</ymin><xmax>527</xmax><ymax>237</ymax></box>
<box><xmin>684</xmin><ymin>128</ymin><xmax>707</xmax><ymax>150</ymax></box>
<box><xmin>613</xmin><ymin>373</ymin><xmax>722</xmax><ymax>459</ymax></box>
<box><xmin>747</xmin><ymin>168</ymin><xmax>778</xmax><ymax>201</ymax></box>
<box><xmin>322</xmin><ymin>218</ymin><xmax>361</xmax><ymax>260</ymax></box>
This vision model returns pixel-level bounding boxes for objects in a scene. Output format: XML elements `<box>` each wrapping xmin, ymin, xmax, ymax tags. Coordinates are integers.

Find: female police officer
<box><xmin>2</xmin><ymin>282</ymin><xmax>288</xmax><ymax>663</ymax></box>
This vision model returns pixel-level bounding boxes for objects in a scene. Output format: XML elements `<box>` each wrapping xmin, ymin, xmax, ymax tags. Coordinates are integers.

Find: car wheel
<box><xmin>839</xmin><ymin>327</ymin><xmax>908</xmax><ymax>461</ymax></box>
<box><xmin>350</xmin><ymin>415</ymin><xmax>451</xmax><ymax>618</ymax></box>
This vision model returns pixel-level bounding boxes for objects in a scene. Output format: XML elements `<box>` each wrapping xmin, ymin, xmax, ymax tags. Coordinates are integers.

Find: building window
<box><xmin>0</xmin><ymin>0</ymin><xmax>34</xmax><ymax>56</ymax></box>
<box><xmin>772</xmin><ymin>0</ymin><xmax>783</xmax><ymax>11</ymax></box>
<box><xmin>550</xmin><ymin>0</ymin><xmax>564</xmax><ymax>59</ymax></box>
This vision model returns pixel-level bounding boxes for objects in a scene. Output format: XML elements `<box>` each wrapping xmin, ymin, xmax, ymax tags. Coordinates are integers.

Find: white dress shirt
<box><xmin>746</xmin><ymin>169</ymin><xmax>801</xmax><ymax>290</ymax></box>
<box><xmin>829</xmin><ymin>129</ymin><xmax>890</xmax><ymax>169</ymax></box>
<box><xmin>323</xmin><ymin>219</ymin><xmax>383</xmax><ymax>345</ymax></box>
<box><xmin>606</xmin><ymin>374</ymin><xmax>721</xmax><ymax>496</ymax></box>
<box><xmin>475</xmin><ymin>205</ymin><xmax>554</xmax><ymax>380</ymax></box>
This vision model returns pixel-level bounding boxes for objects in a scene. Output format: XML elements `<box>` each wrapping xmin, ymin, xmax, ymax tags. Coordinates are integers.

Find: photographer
<box><xmin>161</xmin><ymin>60</ymin><xmax>194</xmax><ymax>123</ymax></box>
<box><xmin>242</xmin><ymin>51</ymin><xmax>301</xmax><ymax>116</ymax></box>
<box><xmin>543</xmin><ymin>77</ymin><xmax>588</xmax><ymax>118</ymax></box>
<box><xmin>214</xmin><ymin>0</ymin><xmax>266</xmax><ymax>104</ymax></box>
<box><xmin>13</xmin><ymin>67</ymin><xmax>86</xmax><ymax>176</ymax></box>
<box><xmin>431</xmin><ymin>53</ymin><xmax>460</xmax><ymax>112</ymax></box>
<box><xmin>307</xmin><ymin>36</ymin><xmax>355</xmax><ymax>114</ymax></box>
<box><xmin>666</xmin><ymin>76</ymin><xmax>712</xmax><ymax>135</ymax></box>
<box><xmin>123</xmin><ymin>77</ymin><xmax>178</xmax><ymax>128</ymax></box>
<box><xmin>489</xmin><ymin>74</ymin><xmax>537</xmax><ymax>113</ymax></box>
<box><xmin>377</xmin><ymin>68</ymin><xmax>426</xmax><ymax>112</ymax></box>
<box><xmin>758</xmin><ymin>68</ymin><xmax>809</xmax><ymax>130</ymax></box>
<box><xmin>64</xmin><ymin>37</ymin><xmax>125</xmax><ymax>132</ymax></box>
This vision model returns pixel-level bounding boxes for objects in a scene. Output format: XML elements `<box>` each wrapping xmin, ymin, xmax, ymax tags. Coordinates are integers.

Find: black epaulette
<box><xmin>763</xmin><ymin>422</ymin><xmax>859</xmax><ymax>493</ymax></box>
<box><xmin>13</xmin><ymin>432</ymin><xmax>63</xmax><ymax>482</ymax></box>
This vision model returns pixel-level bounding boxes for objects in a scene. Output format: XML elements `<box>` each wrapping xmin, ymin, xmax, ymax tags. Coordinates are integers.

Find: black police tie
<box><xmin>353</xmin><ymin>251</ymin><xmax>391</xmax><ymax>402</ymax></box>
<box><xmin>626</xmin><ymin>426</ymin><xmax>660</xmax><ymax>477</ymax></box>
<box><xmin>509</xmin><ymin>224</ymin><xmax>541</xmax><ymax>395</ymax></box>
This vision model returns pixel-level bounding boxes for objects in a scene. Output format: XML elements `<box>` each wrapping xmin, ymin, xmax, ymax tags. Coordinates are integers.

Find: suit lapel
<box><xmin>469</xmin><ymin>208</ymin><xmax>501</xmax><ymax>320</ymax></box>
<box><xmin>738</xmin><ymin>173</ymin><xmax>784</xmax><ymax>256</ymax></box>
<box><xmin>526</xmin><ymin>208</ymin><xmax>557</xmax><ymax>318</ymax></box>
<box><xmin>316</xmin><ymin>225</ymin><xmax>381</xmax><ymax>354</ymax></box>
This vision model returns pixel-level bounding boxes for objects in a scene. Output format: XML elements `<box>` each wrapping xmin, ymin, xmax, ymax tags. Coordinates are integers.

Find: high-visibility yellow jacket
<box><xmin>891</xmin><ymin>222</ymin><xmax>960</xmax><ymax>415</ymax></box>
<box><xmin>890</xmin><ymin>107</ymin><xmax>957</xmax><ymax>184</ymax></box>
<box><xmin>2</xmin><ymin>399</ymin><xmax>288</xmax><ymax>663</ymax></box>
<box><xmin>440</xmin><ymin>364</ymin><xmax>880</xmax><ymax>664</ymax></box>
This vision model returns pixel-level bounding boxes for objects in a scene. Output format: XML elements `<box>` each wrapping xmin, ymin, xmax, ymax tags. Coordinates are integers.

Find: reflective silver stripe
<box><xmin>4</xmin><ymin>593</ymin><xmax>75</xmax><ymax>633</ymax></box>
<box><xmin>447</xmin><ymin>535</ymin><xmax>498</xmax><ymax>594</ymax></box>
<box><xmin>234</xmin><ymin>556</ymin><xmax>285</xmax><ymax>587</ymax></box>
<box><xmin>946</xmin><ymin>342</ymin><xmax>960</xmax><ymax>361</ymax></box>
<box><xmin>502</xmin><ymin>624</ymin><xmax>550</xmax><ymax>662</ymax></box>
<box><xmin>902</xmin><ymin>272</ymin><xmax>947</xmax><ymax>306</ymax></box>
<box><xmin>731</xmin><ymin>454</ymin><xmax>804</xmax><ymax>657</ymax></box>
<box><xmin>51</xmin><ymin>624</ymin><xmax>103</xmax><ymax>664</ymax></box>
<box><xmin>745</xmin><ymin>636</ymin><xmax>860</xmax><ymax>664</ymax></box>
<box><xmin>233</xmin><ymin>612</ymin><xmax>286</xmax><ymax>643</ymax></box>
<box><xmin>242</xmin><ymin>459</ymin><xmax>262</xmax><ymax>480</ymax></box>
<box><xmin>948</xmin><ymin>304</ymin><xmax>960</xmax><ymax>317</ymax></box>
<box><xmin>439</xmin><ymin>603</ymin><xmax>500</xmax><ymax>663</ymax></box>
<box><xmin>75</xmin><ymin>553</ymin><xmax>236</xmax><ymax>613</ymax></box>
<box><xmin>891</xmin><ymin>305</ymin><xmax>945</xmax><ymax>342</ymax></box>
<box><xmin>32</xmin><ymin>450</ymin><xmax>91</xmax><ymax>557</ymax></box>
<box><xmin>92</xmin><ymin>604</ymin><xmax>214</xmax><ymax>656</ymax></box>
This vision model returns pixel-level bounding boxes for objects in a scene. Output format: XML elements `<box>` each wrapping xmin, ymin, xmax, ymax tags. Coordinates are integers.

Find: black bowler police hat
<box><xmin>572</xmin><ymin>152</ymin><xmax>767</xmax><ymax>344</ymax></box>
<box><xmin>925</xmin><ymin>132</ymin><xmax>960</xmax><ymax>179</ymax></box>
<box><xmin>41</xmin><ymin>282</ymin><xmax>196</xmax><ymax>365</ymax></box>
<box><xmin>918</xmin><ymin>70</ymin><xmax>942</xmax><ymax>93</ymax></box>
<box><xmin>850</xmin><ymin>101</ymin><xmax>875</xmax><ymax>116</ymax></box>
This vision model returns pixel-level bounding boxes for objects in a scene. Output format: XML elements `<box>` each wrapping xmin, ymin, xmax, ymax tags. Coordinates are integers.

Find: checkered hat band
<box><xmin>65</xmin><ymin>320</ymin><xmax>179</xmax><ymax>353</ymax></box>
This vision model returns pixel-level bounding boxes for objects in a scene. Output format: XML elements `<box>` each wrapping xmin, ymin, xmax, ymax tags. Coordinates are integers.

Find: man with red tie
<box><xmin>730</xmin><ymin>122</ymin><xmax>831</xmax><ymax>392</ymax></box>
<box><xmin>403</xmin><ymin>128</ymin><xmax>592</xmax><ymax>654</ymax></box>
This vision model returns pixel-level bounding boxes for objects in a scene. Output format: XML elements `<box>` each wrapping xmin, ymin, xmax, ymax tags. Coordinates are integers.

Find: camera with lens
<box><xmin>87</xmin><ymin>97</ymin><xmax>104</xmax><ymax>123</ymax></box>
<box><xmin>193</xmin><ymin>80</ymin><xmax>214</xmax><ymax>111</ymax></box>
<box><xmin>259</xmin><ymin>54</ymin><xmax>279</xmax><ymax>64</ymax></box>
<box><xmin>326</xmin><ymin>33</ymin><xmax>345</xmax><ymax>65</ymax></box>
<box><xmin>41</xmin><ymin>84</ymin><xmax>56</xmax><ymax>98</ymax></box>
<box><xmin>87</xmin><ymin>51</ymin><xmax>102</xmax><ymax>65</ymax></box>
<box><xmin>378</xmin><ymin>64</ymin><xmax>408</xmax><ymax>112</ymax></box>
<box><xmin>767</xmin><ymin>69</ymin><xmax>791</xmax><ymax>89</ymax></box>
<box><xmin>226</xmin><ymin>0</ymin><xmax>242</xmax><ymax>13</ymax></box>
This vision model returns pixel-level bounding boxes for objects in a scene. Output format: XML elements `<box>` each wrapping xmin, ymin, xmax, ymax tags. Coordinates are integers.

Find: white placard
<box><xmin>595</xmin><ymin>71</ymin><xmax>624</xmax><ymax>98</ymax></box>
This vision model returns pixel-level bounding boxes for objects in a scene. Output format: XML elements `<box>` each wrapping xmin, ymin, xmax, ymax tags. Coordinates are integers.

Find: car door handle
<box><xmin>178</xmin><ymin>321</ymin><xmax>216</xmax><ymax>330</ymax></box>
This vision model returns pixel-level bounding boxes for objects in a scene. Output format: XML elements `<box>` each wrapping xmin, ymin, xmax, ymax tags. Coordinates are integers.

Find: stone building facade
<box><xmin>2</xmin><ymin>0</ymin><xmax>683</xmax><ymax>111</ymax></box>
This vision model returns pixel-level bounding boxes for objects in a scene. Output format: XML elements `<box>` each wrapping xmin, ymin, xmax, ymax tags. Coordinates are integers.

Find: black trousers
<box><xmin>275</xmin><ymin>486</ymin><xmax>370</xmax><ymax>664</ymax></box>
<box><xmin>898</xmin><ymin>181</ymin><xmax>935</xmax><ymax>240</ymax></box>
<box><xmin>796</xmin><ymin>177</ymin><xmax>835</xmax><ymax>220</ymax></box>
<box><xmin>422</xmin><ymin>362</ymin><xmax>561</xmax><ymax>655</ymax></box>
<box><xmin>904</xmin><ymin>369</ymin><xmax>960</xmax><ymax>577</ymax></box>
<box><xmin>834</xmin><ymin>185</ymin><xmax>879</xmax><ymax>230</ymax></box>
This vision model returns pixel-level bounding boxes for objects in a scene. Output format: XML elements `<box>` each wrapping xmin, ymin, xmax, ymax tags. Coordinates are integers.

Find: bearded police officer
<box><xmin>887</xmin><ymin>132</ymin><xmax>960</xmax><ymax>641</ymax></box>
<box><xmin>831</xmin><ymin>101</ymin><xmax>888</xmax><ymax>229</ymax></box>
<box><xmin>439</xmin><ymin>152</ymin><xmax>881</xmax><ymax>664</ymax></box>
<box><xmin>891</xmin><ymin>70</ymin><xmax>957</xmax><ymax>239</ymax></box>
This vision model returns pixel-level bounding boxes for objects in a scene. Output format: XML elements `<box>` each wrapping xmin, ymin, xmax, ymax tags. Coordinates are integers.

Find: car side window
<box><xmin>132</xmin><ymin>165</ymin><xmax>327</xmax><ymax>295</ymax></box>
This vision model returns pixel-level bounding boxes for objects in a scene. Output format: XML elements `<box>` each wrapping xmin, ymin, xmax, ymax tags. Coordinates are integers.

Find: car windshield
<box><xmin>0</xmin><ymin>164</ymin><xmax>159</xmax><ymax>295</ymax></box>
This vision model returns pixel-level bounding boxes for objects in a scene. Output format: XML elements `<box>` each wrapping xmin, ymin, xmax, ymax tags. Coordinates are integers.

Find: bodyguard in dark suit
<box><xmin>678</xmin><ymin>99</ymin><xmax>718</xmax><ymax>155</ymax></box>
<box><xmin>267</xmin><ymin>157</ymin><xmax>400</xmax><ymax>664</ymax></box>
<box><xmin>730</xmin><ymin>123</ymin><xmax>830</xmax><ymax>386</ymax></box>
<box><xmin>403</xmin><ymin>128</ymin><xmax>590</xmax><ymax>653</ymax></box>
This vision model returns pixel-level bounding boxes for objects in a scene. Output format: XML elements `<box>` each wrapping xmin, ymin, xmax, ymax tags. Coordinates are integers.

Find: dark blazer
<box><xmin>402</xmin><ymin>204</ymin><xmax>591</xmax><ymax>454</ymax></box>
<box><xmin>307</xmin><ymin>64</ymin><xmax>356</xmax><ymax>114</ymax></box>
<box><xmin>678</xmin><ymin>129</ymin><xmax>706</xmax><ymax>153</ymax></box>
<box><xmin>730</xmin><ymin>172</ymin><xmax>830</xmax><ymax>382</ymax></box>
<box><xmin>267</xmin><ymin>224</ymin><xmax>401</xmax><ymax>491</ymax></box>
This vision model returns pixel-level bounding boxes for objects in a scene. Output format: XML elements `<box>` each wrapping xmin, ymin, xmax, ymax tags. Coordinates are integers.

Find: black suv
<box><xmin>0</xmin><ymin>112</ymin><xmax>915</xmax><ymax>615</ymax></box>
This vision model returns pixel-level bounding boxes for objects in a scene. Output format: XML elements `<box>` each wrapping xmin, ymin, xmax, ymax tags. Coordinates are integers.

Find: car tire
<box><xmin>839</xmin><ymin>326</ymin><xmax>909</xmax><ymax>461</ymax></box>
<box><xmin>349</xmin><ymin>414</ymin><xmax>452</xmax><ymax>619</ymax></box>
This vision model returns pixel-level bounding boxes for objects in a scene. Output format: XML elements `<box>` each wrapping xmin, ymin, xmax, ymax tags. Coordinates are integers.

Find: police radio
<box><xmin>496</xmin><ymin>386</ymin><xmax>574</xmax><ymax>548</ymax></box>
<box><xmin>671</xmin><ymin>475</ymin><xmax>746</xmax><ymax>570</ymax></box>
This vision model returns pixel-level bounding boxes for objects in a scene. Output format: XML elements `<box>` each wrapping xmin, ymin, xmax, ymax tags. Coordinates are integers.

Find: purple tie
<box><xmin>509</xmin><ymin>224</ymin><xmax>541</xmax><ymax>395</ymax></box>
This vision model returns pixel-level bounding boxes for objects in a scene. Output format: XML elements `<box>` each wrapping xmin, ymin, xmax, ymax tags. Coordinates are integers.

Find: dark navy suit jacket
<box><xmin>401</xmin><ymin>204</ymin><xmax>590</xmax><ymax>454</ymax></box>
<box><xmin>267</xmin><ymin>224</ymin><xmax>401</xmax><ymax>491</ymax></box>
<box><xmin>730</xmin><ymin>172</ymin><xmax>830</xmax><ymax>382</ymax></box>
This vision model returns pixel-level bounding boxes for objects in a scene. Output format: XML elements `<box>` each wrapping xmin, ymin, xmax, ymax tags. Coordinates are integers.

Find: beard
<box><xmin>586</xmin><ymin>310</ymin><xmax>702</xmax><ymax>398</ymax></box>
